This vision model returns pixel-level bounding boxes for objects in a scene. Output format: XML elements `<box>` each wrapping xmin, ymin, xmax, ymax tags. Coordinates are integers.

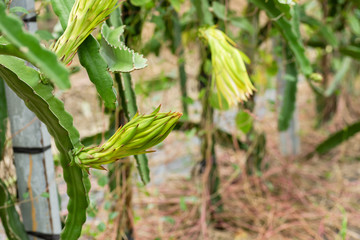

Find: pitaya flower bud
<box><xmin>51</xmin><ymin>0</ymin><xmax>119</xmax><ymax>64</ymax></box>
<box><xmin>199</xmin><ymin>26</ymin><xmax>256</xmax><ymax>108</ymax></box>
<box><xmin>71</xmin><ymin>107</ymin><xmax>182</xmax><ymax>171</ymax></box>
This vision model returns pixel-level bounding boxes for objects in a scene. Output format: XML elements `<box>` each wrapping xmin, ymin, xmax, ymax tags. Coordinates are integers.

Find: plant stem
<box><xmin>106</xmin><ymin>6</ymin><xmax>150</xmax><ymax>239</ymax></box>
<box><xmin>192</xmin><ymin>0</ymin><xmax>222</xmax><ymax>235</ymax></box>
<box><xmin>199</xmin><ymin>52</ymin><xmax>221</xmax><ymax>219</ymax></box>
<box><xmin>171</xmin><ymin>10</ymin><xmax>189</xmax><ymax>116</ymax></box>
<box><xmin>111</xmin><ymin>82</ymin><xmax>134</xmax><ymax>239</ymax></box>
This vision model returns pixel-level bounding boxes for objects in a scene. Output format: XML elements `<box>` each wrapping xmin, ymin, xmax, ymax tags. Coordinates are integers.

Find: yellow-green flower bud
<box><xmin>51</xmin><ymin>0</ymin><xmax>119</xmax><ymax>64</ymax></box>
<box><xmin>310</xmin><ymin>73</ymin><xmax>323</xmax><ymax>82</ymax></box>
<box><xmin>71</xmin><ymin>107</ymin><xmax>182</xmax><ymax>171</ymax></box>
<box><xmin>199</xmin><ymin>26</ymin><xmax>256</xmax><ymax>108</ymax></box>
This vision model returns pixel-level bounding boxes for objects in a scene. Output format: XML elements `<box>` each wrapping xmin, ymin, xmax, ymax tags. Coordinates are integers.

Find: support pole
<box><xmin>5</xmin><ymin>0</ymin><xmax>61</xmax><ymax>238</ymax></box>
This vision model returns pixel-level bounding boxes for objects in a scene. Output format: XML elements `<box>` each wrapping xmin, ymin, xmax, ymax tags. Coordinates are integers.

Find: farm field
<box><xmin>1</xmin><ymin>0</ymin><xmax>360</xmax><ymax>239</ymax></box>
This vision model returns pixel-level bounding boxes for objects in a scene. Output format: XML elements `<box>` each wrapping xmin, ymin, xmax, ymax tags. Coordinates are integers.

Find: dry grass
<box><xmin>129</xmin><ymin>149</ymin><xmax>360</xmax><ymax>240</ymax></box>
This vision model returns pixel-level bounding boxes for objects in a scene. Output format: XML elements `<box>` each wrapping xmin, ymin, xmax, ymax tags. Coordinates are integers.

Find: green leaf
<box><xmin>278</xmin><ymin>47</ymin><xmax>298</xmax><ymax>131</ymax></box>
<box><xmin>143</xmin><ymin>37</ymin><xmax>161</xmax><ymax>56</ymax></box>
<box><xmin>0</xmin><ymin>78</ymin><xmax>7</xmax><ymax>160</ymax></box>
<box><xmin>0</xmin><ymin>56</ymin><xmax>89</xmax><ymax>240</ymax></box>
<box><xmin>236</xmin><ymin>111</ymin><xmax>253</xmax><ymax>134</ymax></box>
<box><xmin>250</xmin><ymin>0</ymin><xmax>313</xmax><ymax>77</ymax></box>
<box><xmin>134</xmin><ymin>154</ymin><xmax>150</xmax><ymax>184</ymax></box>
<box><xmin>339</xmin><ymin>206</ymin><xmax>348</xmax><ymax>240</ymax></box>
<box><xmin>50</xmin><ymin>0</ymin><xmax>75</xmax><ymax>29</ymax></box>
<box><xmin>347</xmin><ymin>13</ymin><xmax>360</xmax><ymax>36</ymax></box>
<box><xmin>290</xmin><ymin>5</ymin><xmax>301</xmax><ymax>39</ymax></box>
<box><xmin>170</xmin><ymin>0</ymin><xmax>183</xmax><ymax>12</ymax></box>
<box><xmin>130</xmin><ymin>0</ymin><xmax>152</xmax><ymax>6</ymax></box>
<box><xmin>339</xmin><ymin>45</ymin><xmax>360</xmax><ymax>60</ymax></box>
<box><xmin>0</xmin><ymin>56</ymin><xmax>80</xmax><ymax>147</ymax></box>
<box><xmin>86</xmin><ymin>202</ymin><xmax>98</xmax><ymax>218</ymax></box>
<box><xmin>191</xmin><ymin>0</ymin><xmax>214</xmax><ymax>26</ymax></box>
<box><xmin>101</xmin><ymin>25</ymin><xmax>125</xmax><ymax>45</ymax></box>
<box><xmin>22</xmin><ymin>192</ymin><xmax>29</xmax><ymax>200</ymax></box>
<box><xmin>104</xmin><ymin>201</ymin><xmax>111</xmax><ymax>210</ymax></box>
<box><xmin>40</xmin><ymin>192</ymin><xmax>50</xmax><ymax>198</ymax></box>
<box><xmin>97</xmin><ymin>222</ymin><xmax>106</xmax><ymax>232</ymax></box>
<box><xmin>274</xmin><ymin>0</ymin><xmax>291</xmax><ymax>19</ymax></box>
<box><xmin>108</xmin><ymin>211</ymin><xmax>119</xmax><ymax>220</ymax></box>
<box><xmin>0</xmin><ymin>43</ymin><xmax>27</xmax><ymax>60</ymax></box>
<box><xmin>35</xmin><ymin>30</ymin><xmax>55</xmax><ymax>41</ymax></box>
<box><xmin>315</xmin><ymin>121</ymin><xmax>360</xmax><ymax>155</ymax></box>
<box><xmin>162</xmin><ymin>216</ymin><xmax>175</xmax><ymax>225</ymax></box>
<box><xmin>9</xmin><ymin>6</ymin><xmax>29</xmax><ymax>14</ymax></box>
<box><xmin>325</xmin><ymin>58</ymin><xmax>351</xmax><ymax>97</ymax></box>
<box><xmin>0</xmin><ymin>1</ymin><xmax>70</xmax><ymax>89</ymax></box>
<box><xmin>211</xmin><ymin>2</ymin><xmax>226</xmax><ymax>20</ymax></box>
<box><xmin>300</xmin><ymin>10</ymin><xmax>338</xmax><ymax>47</ymax></box>
<box><xmin>180</xmin><ymin>196</ymin><xmax>187</xmax><ymax>211</ymax></box>
<box><xmin>97</xmin><ymin>175</ymin><xmax>108</xmax><ymax>187</ymax></box>
<box><xmin>183</xmin><ymin>96</ymin><xmax>194</xmax><ymax>105</ymax></box>
<box><xmin>0</xmin><ymin>179</ymin><xmax>30</xmax><ymax>240</ymax></box>
<box><xmin>78</xmin><ymin>36</ymin><xmax>117</xmax><ymax>109</ymax></box>
<box><xmin>229</xmin><ymin>17</ymin><xmax>254</xmax><ymax>34</ymax></box>
<box><xmin>134</xmin><ymin>75</ymin><xmax>176</xmax><ymax>96</ymax></box>
<box><xmin>100</xmin><ymin>24</ymin><xmax>147</xmax><ymax>72</ymax></box>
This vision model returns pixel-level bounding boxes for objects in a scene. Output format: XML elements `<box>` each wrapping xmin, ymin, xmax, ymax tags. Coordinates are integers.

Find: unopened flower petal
<box><xmin>71</xmin><ymin>107</ymin><xmax>182</xmax><ymax>171</ymax></box>
<box><xmin>51</xmin><ymin>0</ymin><xmax>119</xmax><ymax>64</ymax></box>
<box><xmin>199</xmin><ymin>26</ymin><xmax>256</xmax><ymax>108</ymax></box>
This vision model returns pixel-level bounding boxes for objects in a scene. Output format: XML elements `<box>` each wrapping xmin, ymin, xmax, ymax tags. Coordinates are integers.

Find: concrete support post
<box><xmin>5</xmin><ymin>0</ymin><xmax>62</xmax><ymax>238</ymax></box>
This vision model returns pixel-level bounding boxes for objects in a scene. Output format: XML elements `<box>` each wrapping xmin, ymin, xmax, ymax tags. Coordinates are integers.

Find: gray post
<box><xmin>277</xmin><ymin>88</ymin><xmax>301</xmax><ymax>155</ymax></box>
<box><xmin>5</xmin><ymin>0</ymin><xmax>61</xmax><ymax>238</ymax></box>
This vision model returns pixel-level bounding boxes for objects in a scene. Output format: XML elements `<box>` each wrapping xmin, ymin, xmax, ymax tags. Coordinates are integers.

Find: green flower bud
<box><xmin>51</xmin><ymin>0</ymin><xmax>119</xmax><ymax>64</ymax></box>
<box><xmin>71</xmin><ymin>107</ymin><xmax>182</xmax><ymax>171</ymax></box>
<box><xmin>310</xmin><ymin>73</ymin><xmax>323</xmax><ymax>82</ymax></box>
<box><xmin>199</xmin><ymin>26</ymin><xmax>256</xmax><ymax>108</ymax></box>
